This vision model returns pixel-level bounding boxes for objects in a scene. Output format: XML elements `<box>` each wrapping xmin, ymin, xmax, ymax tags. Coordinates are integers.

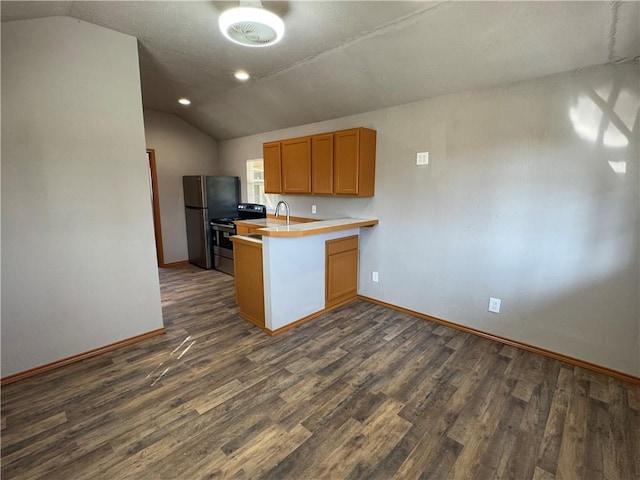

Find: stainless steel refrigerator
<box><xmin>183</xmin><ymin>176</ymin><xmax>240</xmax><ymax>269</ymax></box>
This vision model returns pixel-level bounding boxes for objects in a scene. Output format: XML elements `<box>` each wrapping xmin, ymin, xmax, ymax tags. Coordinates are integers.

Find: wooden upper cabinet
<box><xmin>263</xmin><ymin>126</ymin><xmax>376</xmax><ymax>198</ymax></box>
<box><xmin>263</xmin><ymin>141</ymin><xmax>282</xmax><ymax>194</ymax></box>
<box><xmin>281</xmin><ymin>136</ymin><xmax>311</xmax><ymax>194</ymax></box>
<box><xmin>334</xmin><ymin>127</ymin><xmax>376</xmax><ymax>197</ymax></box>
<box><xmin>311</xmin><ymin>133</ymin><xmax>334</xmax><ymax>194</ymax></box>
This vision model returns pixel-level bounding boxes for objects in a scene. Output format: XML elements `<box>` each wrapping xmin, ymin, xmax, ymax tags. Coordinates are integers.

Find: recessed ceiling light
<box><xmin>234</xmin><ymin>71</ymin><xmax>250</xmax><ymax>81</ymax></box>
<box><xmin>219</xmin><ymin>6</ymin><xmax>285</xmax><ymax>47</ymax></box>
<box><xmin>178</xmin><ymin>98</ymin><xmax>191</xmax><ymax>105</ymax></box>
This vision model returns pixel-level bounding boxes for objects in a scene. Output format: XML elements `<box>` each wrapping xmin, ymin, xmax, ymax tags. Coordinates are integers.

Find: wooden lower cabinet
<box><xmin>233</xmin><ymin>239</ymin><xmax>265</xmax><ymax>328</ymax></box>
<box><xmin>325</xmin><ymin>235</ymin><xmax>359</xmax><ymax>308</ymax></box>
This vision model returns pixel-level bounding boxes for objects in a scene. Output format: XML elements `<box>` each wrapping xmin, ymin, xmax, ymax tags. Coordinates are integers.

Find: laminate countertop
<box><xmin>234</xmin><ymin>217</ymin><xmax>378</xmax><ymax>237</ymax></box>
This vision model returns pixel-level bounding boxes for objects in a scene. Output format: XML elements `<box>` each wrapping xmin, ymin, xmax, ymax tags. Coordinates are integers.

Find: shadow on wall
<box><xmin>569</xmin><ymin>71</ymin><xmax>640</xmax><ymax>174</ymax></box>
<box><xmin>516</xmin><ymin>69</ymin><xmax>640</xmax><ymax>374</ymax></box>
<box><xmin>508</xmin><ymin>70</ymin><xmax>640</xmax><ymax>328</ymax></box>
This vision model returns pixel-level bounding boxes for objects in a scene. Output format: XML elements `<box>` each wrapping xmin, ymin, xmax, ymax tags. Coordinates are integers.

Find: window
<box><xmin>246</xmin><ymin>159</ymin><xmax>276</xmax><ymax>209</ymax></box>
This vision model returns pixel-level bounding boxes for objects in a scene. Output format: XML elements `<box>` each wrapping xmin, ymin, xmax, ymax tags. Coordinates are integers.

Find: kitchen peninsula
<box><xmin>231</xmin><ymin>217</ymin><xmax>378</xmax><ymax>334</ymax></box>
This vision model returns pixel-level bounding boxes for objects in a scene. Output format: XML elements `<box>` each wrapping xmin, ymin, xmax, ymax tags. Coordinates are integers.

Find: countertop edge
<box><xmin>230</xmin><ymin>235</ymin><xmax>263</xmax><ymax>246</ymax></box>
<box><xmin>259</xmin><ymin>219</ymin><xmax>378</xmax><ymax>237</ymax></box>
<box><xmin>235</xmin><ymin>215</ymin><xmax>315</xmax><ymax>226</ymax></box>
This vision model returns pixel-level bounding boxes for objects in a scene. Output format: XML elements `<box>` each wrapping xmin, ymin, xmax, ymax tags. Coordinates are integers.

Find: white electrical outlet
<box><xmin>372</xmin><ymin>271</ymin><xmax>379</xmax><ymax>282</ymax></box>
<box><xmin>488</xmin><ymin>297</ymin><xmax>501</xmax><ymax>313</ymax></box>
<box><xmin>416</xmin><ymin>152</ymin><xmax>429</xmax><ymax>165</ymax></box>
<box><xmin>312</xmin><ymin>205</ymin><xmax>317</xmax><ymax>214</ymax></box>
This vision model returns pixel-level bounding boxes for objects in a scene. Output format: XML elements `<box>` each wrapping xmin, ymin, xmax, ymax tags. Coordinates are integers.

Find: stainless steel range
<box><xmin>210</xmin><ymin>203</ymin><xmax>266</xmax><ymax>275</ymax></box>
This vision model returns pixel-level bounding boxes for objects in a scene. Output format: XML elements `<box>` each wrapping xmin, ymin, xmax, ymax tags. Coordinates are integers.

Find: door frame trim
<box><xmin>147</xmin><ymin>149</ymin><xmax>165</xmax><ymax>267</ymax></box>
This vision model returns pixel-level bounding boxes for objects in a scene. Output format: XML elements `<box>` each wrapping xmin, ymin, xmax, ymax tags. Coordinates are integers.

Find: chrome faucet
<box><xmin>274</xmin><ymin>200</ymin><xmax>290</xmax><ymax>226</ymax></box>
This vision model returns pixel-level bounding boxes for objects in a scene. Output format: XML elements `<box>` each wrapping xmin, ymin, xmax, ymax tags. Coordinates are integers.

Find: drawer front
<box><xmin>326</xmin><ymin>235</ymin><xmax>358</xmax><ymax>256</ymax></box>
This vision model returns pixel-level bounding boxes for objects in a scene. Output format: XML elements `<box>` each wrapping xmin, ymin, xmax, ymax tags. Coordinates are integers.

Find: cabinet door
<box><xmin>325</xmin><ymin>235</ymin><xmax>359</xmax><ymax>308</ymax></box>
<box><xmin>234</xmin><ymin>241</ymin><xmax>265</xmax><ymax>327</ymax></box>
<box><xmin>263</xmin><ymin>141</ymin><xmax>282</xmax><ymax>194</ymax></box>
<box><xmin>281</xmin><ymin>137</ymin><xmax>311</xmax><ymax>194</ymax></box>
<box><xmin>326</xmin><ymin>250</ymin><xmax>358</xmax><ymax>307</ymax></box>
<box><xmin>312</xmin><ymin>133</ymin><xmax>334</xmax><ymax>194</ymax></box>
<box><xmin>334</xmin><ymin>129</ymin><xmax>360</xmax><ymax>195</ymax></box>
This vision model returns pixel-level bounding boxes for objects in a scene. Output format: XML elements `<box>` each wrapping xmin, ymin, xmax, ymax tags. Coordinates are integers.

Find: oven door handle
<box><xmin>210</xmin><ymin>223</ymin><xmax>235</xmax><ymax>234</ymax></box>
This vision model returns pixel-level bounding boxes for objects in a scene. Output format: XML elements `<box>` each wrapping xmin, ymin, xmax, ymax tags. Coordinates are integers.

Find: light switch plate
<box><xmin>372</xmin><ymin>271</ymin><xmax>379</xmax><ymax>282</ymax></box>
<box><xmin>312</xmin><ymin>205</ymin><xmax>317</xmax><ymax>214</ymax></box>
<box><xmin>488</xmin><ymin>297</ymin><xmax>501</xmax><ymax>313</ymax></box>
<box><xmin>416</xmin><ymin>152</ymin><xmax>429</xmax><ymax>165</ymax></box>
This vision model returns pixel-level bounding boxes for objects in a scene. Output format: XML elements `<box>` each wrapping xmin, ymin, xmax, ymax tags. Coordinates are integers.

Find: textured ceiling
<box><xmin>2</xmin><ymin>1</ymin><xmax>639</xmax><ymax>140</ymax></box>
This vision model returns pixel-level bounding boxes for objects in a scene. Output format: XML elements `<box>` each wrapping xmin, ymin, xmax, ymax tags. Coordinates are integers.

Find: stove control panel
<box><xmin>237</xmin><ymin>203</ymin><xmax>266</xmax><ymax>214</ymax></box>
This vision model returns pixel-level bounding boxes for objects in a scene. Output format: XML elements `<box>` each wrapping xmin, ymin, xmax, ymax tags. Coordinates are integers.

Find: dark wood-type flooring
<box><xmin>2</xmin><ymin>265</ymin><xmax>639</xmax><ymax>479</ymax></box>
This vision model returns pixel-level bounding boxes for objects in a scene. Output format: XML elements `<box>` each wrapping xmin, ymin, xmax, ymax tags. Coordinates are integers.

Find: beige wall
<box><xmin>219</xmin><ymin>62</ymin><xmax>640</xmax><ymax>376</ymax></box>
<box><xmin>1</xmin><ymin>17</ymin><xmax>164</xmax><ymax>377</ymax></box>
<box><xmin>143</xmin><ymin>110</ymin><xmax>219</xmax><ymax>264</ymax></box>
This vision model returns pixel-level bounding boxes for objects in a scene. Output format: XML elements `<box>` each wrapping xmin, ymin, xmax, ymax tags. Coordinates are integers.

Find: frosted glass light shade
<box><xmin>218</xmin><ymin>7</ymin><xmax>285</xmax><ymax>47</ymax></box>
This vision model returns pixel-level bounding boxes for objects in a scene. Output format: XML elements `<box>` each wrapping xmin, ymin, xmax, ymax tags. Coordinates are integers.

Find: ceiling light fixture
<box><xmin>218</xmin><ymin>2</ymin><xmax>284</xmax><ymax>47</ymax></box>
<box><xmin>234</xmin><ymin>70</ymin><xmax>250</xmax><ymax>81</ymax></box>
<box><xmin>178</xmin><ymin>98</ymin><xmax>191</xmax><ymax>105</ymax></box>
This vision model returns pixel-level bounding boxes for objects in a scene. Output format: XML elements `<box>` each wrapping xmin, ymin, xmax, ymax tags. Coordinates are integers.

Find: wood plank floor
<box><xmin>2</xmin><ymin>265</ymin><xmax>639</xmax><ymax>479</ymax></box>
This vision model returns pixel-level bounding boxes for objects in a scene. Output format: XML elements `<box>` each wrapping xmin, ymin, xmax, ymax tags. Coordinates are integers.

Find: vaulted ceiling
<box><xmin>2</xmin><ymin>1</ymin><xmax>639</xmax><ymax>140</ymax></box>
